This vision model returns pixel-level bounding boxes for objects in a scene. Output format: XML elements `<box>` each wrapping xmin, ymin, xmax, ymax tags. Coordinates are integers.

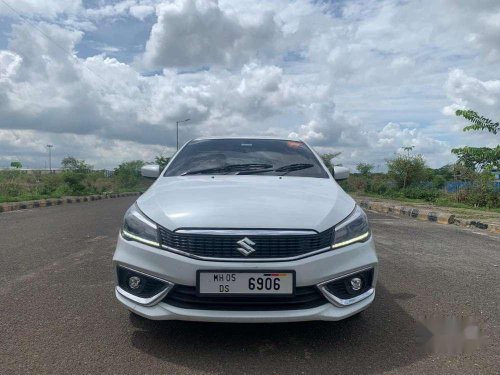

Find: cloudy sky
<box><xmin>0</xmin><ymin>0</ymin><xmax>499</xmax><ymax>170</ymax></box>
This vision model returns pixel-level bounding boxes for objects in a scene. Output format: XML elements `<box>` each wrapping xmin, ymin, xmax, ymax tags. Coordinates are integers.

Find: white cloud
<box><xmin>85</xmin><ymin>0</ymin><xmax>136</xmax><ymax>19</ymax></box>
<box><xmin>0</xmin><ymin>22</ymin><xmax>304</xmax><ymax>148</ymax></box>
<box><xmin>376</xmin><ymin>122</ymin><xmax>448</xmax><ymax>154</ymax></box>
<box><xmin>444</xmin><ymin>69</ymin><xmax>500</xmax><ymax>112</ymax></box>
<box><xmin>0</xmin><ymin>50</ymin><xmax>22</xmax><ymax>79</ymax></box>
<box><xmin>129</xmin><ymin>4</ymin><xmax>155</xmax><ymax>20</ymax></box>
<box><xmin>319</xmin><ymin>122</ymin><xmax>453</xmax><ymax>170</ymax></box>
<box><xmin>0</xmin><ymin>0</ymin><xmax>498</xmax><ymax>169</ymax></box>
<box><xmin>0</xmin><ymin>0</ymin><xmax>81</xmax><ymax>18</ymax></box>
<box><xmin>289</xmin><ymin>102</ymin><xmax>367</xmax><ymax>148</ymax></box>
<box><xmin>442</xmin><ymin>69</ymin><xmax>500</xmax><ymax>149</ymax></box>
<box><xmin>142</xmin><ymin>0</ymin><xmax>282</xmax><ymax>68</ymax></box>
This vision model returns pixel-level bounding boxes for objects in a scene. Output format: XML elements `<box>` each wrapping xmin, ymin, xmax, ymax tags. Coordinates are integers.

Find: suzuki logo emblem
<box><xmin>236</xmin><ymin>237</ymin><xmax>256</xmax><ymax>256</ymax></box>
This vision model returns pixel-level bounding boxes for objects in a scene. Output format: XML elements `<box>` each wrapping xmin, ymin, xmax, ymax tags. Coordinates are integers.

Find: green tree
<box><xmin>455</xmin><ymin>109</ymin><xmax>498</xmax><ymax>134</ymax></box>
<box><xmin>452</xmin><ymin>110</ymin><xmax>499</xmax><ymax>170</ymax></box>
<box><xmin>386</xmin><ymin>148</ymin><xmax>427</xmax><ymax>188</ymax></box>
<box><xmin>434</xmin><ymin>164</ymin><xmax>454</xmax><ymax>180</ymax></box>
<box><xmin>61</xmin><ymin>156</ymin><xmax>93</xmax><ymax>173</ymax></box>
<box><xmin>451</xmin><ymin>162</ymin><xmax>477</xmax><ymax>181</ymax></box>
<box><xmin>356</xmin><ymin>163</ymin><xmax>374</xmax><ymax>176</ymax></box>
<box><xmin>321</xmin><ymin>152</ymin><xmax>342</xmax><ymax>173</ymax></box>
<box><xmin>10</xmin><ymin>161</ymin><xmax>22</xmax><ymax>169</ymax></box>
<box><xmin>402</xmin><ymin>146</ymin><xmax>415</xmax><ymax>156</ymax></box>
<box><xmin>155</xmin><ymin>155</ymin><xmax>170</xmax><ymax>170</ymax></box>
<box><xmin>114</xmin><ymin>160</ymin><xmax>145</xmax><ymax>189</ymax></box>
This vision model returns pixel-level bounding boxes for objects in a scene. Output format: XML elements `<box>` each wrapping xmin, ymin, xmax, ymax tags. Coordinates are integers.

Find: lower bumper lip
<box><xmin>320</xmin><ymin>287</ymin><xmax>374</xmax><ymax>306</ymax></box>
<box><xmin>116</xmin><ymin>288</ymin><xmax>376</xmax><ymax>322</ymax></box>
<box><xmin>116</xmin><ymin>285</ymin><xmax>172</xmax><ymax>307</ymax></box>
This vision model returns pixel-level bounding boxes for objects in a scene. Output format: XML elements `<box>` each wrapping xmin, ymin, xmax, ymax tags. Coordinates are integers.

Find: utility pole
<box><xmin>46</xmin><ymin>144</ymin><xmax>53</xmax><ymax>173</ymax></box>
<box><xmin>176</xmin><ymin>118</ymin><xmax>190</xmax><ymax>150</ymax></box>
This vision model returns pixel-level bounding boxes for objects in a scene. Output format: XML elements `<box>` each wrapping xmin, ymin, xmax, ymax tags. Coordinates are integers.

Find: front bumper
<box><xmin>112</xmin><ymin>233</ymin><xmax>378</xmax><ymax>322</ymax></box>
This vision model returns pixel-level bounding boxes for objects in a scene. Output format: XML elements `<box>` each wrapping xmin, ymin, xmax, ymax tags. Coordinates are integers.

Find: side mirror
<box><xmin>141</xmin><ymin>164</ymin><xmax>160</xmax><ymax>179</ymax></box>
<box><xmin>333</xmin><ymin>166</ymin><xmax>349</xmax><ymax>181</ymax></box>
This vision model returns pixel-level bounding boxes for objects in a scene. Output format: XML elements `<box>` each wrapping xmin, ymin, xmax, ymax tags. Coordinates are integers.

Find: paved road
<box><xmin>1</xmin><ymin>197</ymin><xmax>498</xmax><ymax>374</ymax></box>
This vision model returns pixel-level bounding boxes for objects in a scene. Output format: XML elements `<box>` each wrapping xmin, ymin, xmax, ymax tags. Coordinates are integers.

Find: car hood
<box><xmin>137</xmin><ymin>176</ymin><xmax>355</xmax><ymax>233</ymax></box>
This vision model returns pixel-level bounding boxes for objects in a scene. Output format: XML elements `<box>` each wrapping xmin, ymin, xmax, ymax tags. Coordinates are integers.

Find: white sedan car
<box><xmin>113</xmin><ymin>137</ymin><xmax>378</xmax><ymax>322</ymax></box>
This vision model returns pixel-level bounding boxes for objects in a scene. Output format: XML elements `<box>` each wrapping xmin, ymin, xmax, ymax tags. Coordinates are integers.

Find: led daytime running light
<box><xmin>331</xmin><ymin>231</ymin><xmax>369</xmax><ymax>249</ymax></box>
<box><xmin>122</xmin><ymin>229</ymin><xmax>160</xmax><ymax>247</ymax></box>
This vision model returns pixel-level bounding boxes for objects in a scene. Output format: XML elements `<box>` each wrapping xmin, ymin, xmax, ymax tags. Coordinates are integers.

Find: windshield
<box><xmin>164</xmin><ymin>139</ymin><xmax>329</xmax><ymax>178</ymax></box>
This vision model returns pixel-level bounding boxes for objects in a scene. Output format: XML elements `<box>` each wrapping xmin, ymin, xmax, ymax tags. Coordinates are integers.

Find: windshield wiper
<box><xmin>238</xmin><ymin>163</ymin><xmax>314</xmax><ymax>175</ymax></box>
<box><xmin>181</xmin><ymin>163</ymin><xmax>273</xmax><ymax>176</ymax></box>
<box><xmin>275</xmin><ymin>163</ymin><xmax>314</xmax><ymax>173</ymax></box>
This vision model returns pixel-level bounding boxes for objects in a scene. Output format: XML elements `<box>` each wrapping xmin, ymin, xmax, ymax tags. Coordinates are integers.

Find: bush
<box><xmin>63</xmin><ymin>171</ymin><xmax>87</xmax><ymax>194</ymax></box>
<box><xmin>432</xmin><ymin>175</ymin><xmax>446</xmax><ymax>189</ymax></box>
<box><xmin>343</xmin><ymin>175</ymin><xmax>366</xmax><ymax>192</ymax></box>
<box><xmin>0</xmin><ymin>180</ymin><xmax>25</xmax><ymax>197</ymax></box>
<box><xmin>0</xmin><ymin>155</ymin><xmax>156</xmax><ymax>202</ymax></box>
<box><xmin>455</xmin><ymin>172</ymin><xmax>499</xmax><ymax>208</ymax></box>
<box><xmin>368</xmin><ymin>175</ymin><xmax>392</xmax><ymax>195</ymax></box>
<box><xmin>113</xmin><ymin>160</ymin><xmax>145</xmax><ymax>189</ymax></box>
<box><xmin>39</xmin><ymin>174</ymin><xmax>65</xmax><ymax>195</ymax></box>
<box><xmin>402</xmin><ymin>187</ymin><xmax>442</xmax><ymax>202</ymax></box>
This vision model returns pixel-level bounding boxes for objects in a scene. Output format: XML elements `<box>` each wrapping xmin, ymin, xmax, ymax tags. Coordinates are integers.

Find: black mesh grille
<box><xmin>163</xmin><ymin>285</ymin><xmax>327</xmax><ymax>311</ymax></box>
<box><xmin>158</xmin><ymin>227</ymin><xmax>334</xmax><ymax>259</ymax></box>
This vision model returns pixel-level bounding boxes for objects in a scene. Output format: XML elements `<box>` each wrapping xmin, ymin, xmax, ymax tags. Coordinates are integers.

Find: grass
<box><xmin>0</xmin><ymin>193</ymin><xmax>60</xmax><ymax>204</ymax></box>
<box><xmin>0</xmin><ymin>186</ymin><xmax>147</xmax><ymax>204</ymax></box>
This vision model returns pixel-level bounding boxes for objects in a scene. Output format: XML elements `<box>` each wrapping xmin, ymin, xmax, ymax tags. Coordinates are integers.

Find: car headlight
<box><xmin>122</xmin><ymin>204</ymin><xmax>160</xmax><ymax>247</ymax></box>
<box><xmin>332</xmin><ymin>205</ymin><xmax>370</xmax><ymax>249</ymax></box>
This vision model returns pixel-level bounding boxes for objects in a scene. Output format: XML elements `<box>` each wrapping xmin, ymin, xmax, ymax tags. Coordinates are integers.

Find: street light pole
<box><xmin>46</xmin><ymin>144</ymin><xmax>53</xmax><ymax>173</ymax></box>
<box><xmin>176</xmin><ymin>118</ymin><xmax>190</xmax><ymax>150</ymax></box>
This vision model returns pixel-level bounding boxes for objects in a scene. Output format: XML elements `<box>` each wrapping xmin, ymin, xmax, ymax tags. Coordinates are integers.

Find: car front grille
<box><xmin>163</xmin><ymin>285</ymin><xmax>327</xmax><ymax>311</ymax></box>
<box><xmin>158</xmin><ymin>227</ymin><xmax>334</xmax><ymax>259</ymax></box>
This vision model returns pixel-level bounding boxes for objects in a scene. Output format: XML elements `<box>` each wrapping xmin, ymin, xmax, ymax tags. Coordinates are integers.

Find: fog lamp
<box><xmin>350</xmin><ymin>277</ymin><xmax>362</xmax><ymax>291</ymax></box>
<box><xmin>128</xmin><ymin>276</ymin><xmax>142</xmax><ymax>290</ymax></box>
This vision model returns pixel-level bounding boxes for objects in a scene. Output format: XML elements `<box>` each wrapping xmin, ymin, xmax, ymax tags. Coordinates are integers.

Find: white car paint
<box><xmin>137</xmin><ymin>176</ymin><xmax>355</xmax><ymax>233</ymax></box>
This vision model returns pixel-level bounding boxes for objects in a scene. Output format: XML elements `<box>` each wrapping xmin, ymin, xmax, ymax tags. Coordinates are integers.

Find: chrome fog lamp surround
<box><xmin>116</xmin><ymin>266</ymin><xmax>174</xmax><ymax>307</ymax></box>
<box><xmin>331</xmin><ymin>205</ymin><xmax>370</xmax><ymax>249</ymax></box>
<box><xmin>317</xmin><ymin>267</ymin><xmax>375</xmax><ymax>307</ymax></box>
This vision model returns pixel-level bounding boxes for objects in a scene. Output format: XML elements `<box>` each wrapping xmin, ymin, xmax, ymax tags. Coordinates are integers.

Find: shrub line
<box><xmin>0</xmin><ymin>192</ymin><xmax>141</xmax><ymax>213</ymax></box>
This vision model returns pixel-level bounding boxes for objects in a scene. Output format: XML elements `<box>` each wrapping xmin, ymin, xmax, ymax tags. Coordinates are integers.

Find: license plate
<box><xmin>197</xmin><ymin>271</ymin><xmax>295</xmax><ymax>296</ymax></box>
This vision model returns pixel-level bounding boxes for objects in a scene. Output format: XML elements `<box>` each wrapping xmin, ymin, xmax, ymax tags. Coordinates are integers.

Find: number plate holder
<box><xmin>196</xmin><ymin>270</ymin><xmax>296</xmax><ymax>297</ymax></box>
